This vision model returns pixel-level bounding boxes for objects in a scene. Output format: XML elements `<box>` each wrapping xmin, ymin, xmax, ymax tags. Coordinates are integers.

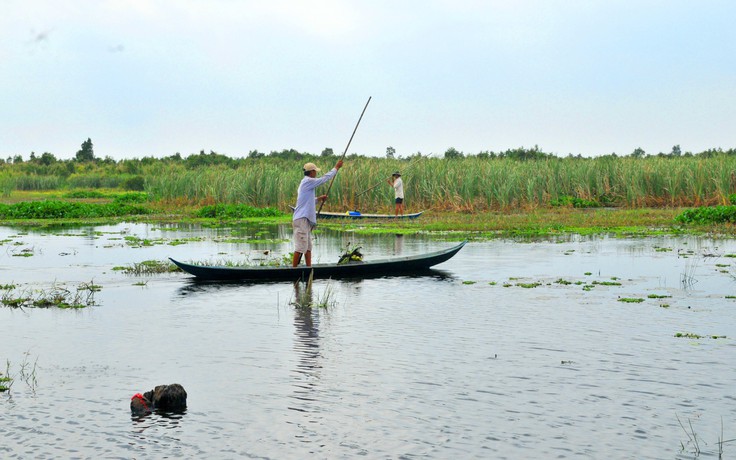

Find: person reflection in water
<box><xmin>290</xmin><ymin>281</ymin><xmax>322</xmax><ymax>413</ymax></box>
<box><xmin>394</xmin><ymin>234</ymin><xmax>404</xmax><ymax>255</ymax></box>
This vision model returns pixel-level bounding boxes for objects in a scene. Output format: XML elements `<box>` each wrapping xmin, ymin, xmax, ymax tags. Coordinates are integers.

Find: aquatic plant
<box><xmin>196</xmin><ymin>203</ymin><xmax>281</xmax><ymax>219</ymax></box>
<box><xmin>290</xmin><ymin>271</ymin><xmax>336</xmax><ymax>309</ymax></box>
<box><xmin>337</xmin><ymin>243</ymin><xmax>364</xmax><ymax>265</ymax></box>
<box><xmin>676</xmin><ymin>205</ymin><xmax>736</xmax><ymax>224</ymax></box>
<box><xmin>673</xmin><ymin>332</ymin><xmax>725</xmax><ymax>339</ymax></box>
<box><xmin>516</xmin><ymin>282</ymin><xmax>541</xmax><ymax>288</ymax></box>
<box><xmin>617</xmin><ymin>297</ymin><xmax>644</xmax><ymax>303</ymax></box>
<box><xmin>118</xmin><ymin>260</ymin><xmax>181</xmax><ymax>275</ymax></box>
<box><xmin>1</xmin><ymin>361</ymin><xmax>13</xmax><ymax>392</ymax></box>
<box><xmin>593</xmin><ymin>281</ymin><xmax>622</xmax><ymax>286</ymax></box>
<box><xmin>2</xmin><ymin>353</ymin><xmax>39</xmax><ymax>394</ymax></box>
<box><xmin>1</xmin><ymin>282</ymin><xmax>98</xmax><ymax>309</ymax></box>
<box><xmin>0</xmin><ymin>200</ymin><xmax>150</xmax><ymax>219</ymax></box>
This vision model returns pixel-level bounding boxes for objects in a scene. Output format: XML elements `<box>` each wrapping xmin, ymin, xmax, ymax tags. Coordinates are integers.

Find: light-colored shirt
<box><xmin>392</xmin><ymin>177</ymin><xmax>404</xmax><ymax>199</ymax></box>
<box><xmin>293</xmin><ymin>168</ymin><xmax>338</xmax><ymax>225</ymax></box>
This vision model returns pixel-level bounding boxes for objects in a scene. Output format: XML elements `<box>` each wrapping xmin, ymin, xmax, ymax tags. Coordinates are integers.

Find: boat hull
<box><xmin>170</xmin><ymin>241</ymin><xmax>466</xmax><ymax>281</ymax></box>
<box><xmin>289</xmin><ymin>206</ymin><xmax>423</xmax><ymax>219</ymax></box>
<box><xmin>318</xmin><ymin>211</ymin><xmax>423</xmax><ymax>219</ymax></box>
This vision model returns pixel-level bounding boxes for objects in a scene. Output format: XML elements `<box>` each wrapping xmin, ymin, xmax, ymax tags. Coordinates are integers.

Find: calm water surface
<box><xmin>1</xmin><ymin>223</ymin><xmax>735</xmax><ymax>459</ymax></box>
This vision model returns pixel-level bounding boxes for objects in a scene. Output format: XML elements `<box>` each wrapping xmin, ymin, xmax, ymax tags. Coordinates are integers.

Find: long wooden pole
<box><xmin>318</xmin><ymin>96</ymin><xmax>371</xmax><ymax>214</ymax></box>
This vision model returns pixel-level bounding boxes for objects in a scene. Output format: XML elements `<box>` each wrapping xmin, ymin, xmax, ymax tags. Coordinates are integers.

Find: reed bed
<box><xmin>144</xmin><ymin>156</ymin><xmax>736</xmax><ymax>211</ymax></box>
<box><xmin>3</xmin><ymin>155</ymin><xmax>736</xmax><ymax>211</ymax></box>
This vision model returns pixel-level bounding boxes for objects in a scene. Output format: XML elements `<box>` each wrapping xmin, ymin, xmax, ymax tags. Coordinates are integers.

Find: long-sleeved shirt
<box><xmin>292</xmin><ymin>168</ymin><xmax>338</xmax><ymax>225</ymax></box>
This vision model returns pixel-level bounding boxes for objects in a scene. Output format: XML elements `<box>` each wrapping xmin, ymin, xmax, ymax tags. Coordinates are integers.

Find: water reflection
<box><xmin>393</xmin><ymin>234</ymin><xmax>404</xmax><ymax>255</ymax></box>
<box><xmin>289</xmin><ymin>281</ymin><xmax>323</xmax><ymax>414</ymax></box>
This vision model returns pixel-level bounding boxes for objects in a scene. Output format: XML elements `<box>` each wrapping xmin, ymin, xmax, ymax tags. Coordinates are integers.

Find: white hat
<box><xmin>303</xmin><ymin>162</ymin><xmax>320</xmax><ymax>172</ymax></box>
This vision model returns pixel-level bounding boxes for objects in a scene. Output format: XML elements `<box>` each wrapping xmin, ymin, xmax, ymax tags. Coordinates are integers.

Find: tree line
<box><xmin>3</xmin><ymin>138</ymin><xmax>736</xmax><ymax>168</ymax></box>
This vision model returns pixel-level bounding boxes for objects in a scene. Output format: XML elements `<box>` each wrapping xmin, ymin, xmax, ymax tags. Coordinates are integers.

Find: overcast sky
<box><xmin>2</xmin><ymin>0</ymin><xmax>735</xmax><ymax>160</ymax></box>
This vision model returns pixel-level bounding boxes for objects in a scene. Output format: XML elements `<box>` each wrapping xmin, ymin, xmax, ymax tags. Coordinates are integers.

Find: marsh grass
<box><xmin>115</xmin><ymin>260</ymin><xmax>181</xmax><ymax>275</ymax></box>
<box><xmin>290</xmin><ymin>271</ymin><xmax>337</xmax><ymax>309</ymax></box>
<box><xmin>0</xmin><ymin>200</ymin><xmax>150</xmax><ymax>219</ymax></box>
<box><xmin>617</xmin><ymin>297</ymin><xmax>644</xmax><ymax>303</ymax></box>
<box><xmin>1</xmin><ymin>352</ymin><xmax>39</xmax><ymax>394</ymax></box>
<box><xmin>1</xmin><ymin>282</ymin><xmax>99</xmax><ymax>309</ymax></box>
<box><xmin>6</xmin><ymin>155</ymin><xmax>736</xmax><ymax>212</ymax></box>
<box><xmin>516</xmin><ymin>282</ymin><xmax>542</xmax><ymax>288</ymax></box>
<box><xmin>1</xmin><ymin>361</ymin><xmax>12</xmax><ymax>392</ymax></box>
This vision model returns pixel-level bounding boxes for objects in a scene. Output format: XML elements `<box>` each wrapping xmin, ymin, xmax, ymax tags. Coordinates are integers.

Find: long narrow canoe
<box><xmin>289</xmin><ymin>206</ymin><xmax>423</xmax><ymax>219</ymax></box>
<box><xmin>170</xmin><ymin>241</ymin><xmax>466</xmax><ymax>281</ymax></box>
<box><xmin>318</xmin><ymin>210</ymin><xmax>423</xmax><ymax>219</ymax></box>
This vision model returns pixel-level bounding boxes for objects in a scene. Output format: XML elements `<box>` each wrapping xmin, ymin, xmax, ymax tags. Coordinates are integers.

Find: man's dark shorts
<box><xmin>395</xmin><ymin>198</ymin><xmax>403</xmax><ymax>204</ymax></box>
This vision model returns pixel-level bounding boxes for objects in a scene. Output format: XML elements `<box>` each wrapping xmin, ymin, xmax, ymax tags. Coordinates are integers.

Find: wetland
<box><xmin>2</xmin><ymin>221</ymin><xmax>735</xmax><ymax>458</ymax></box>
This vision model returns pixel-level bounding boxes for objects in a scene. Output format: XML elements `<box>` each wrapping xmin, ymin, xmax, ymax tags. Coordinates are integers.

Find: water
<box><xmin>1</xmin><ymin>223</ymin><xmax>735</xmax><ymax>459</ymax></box>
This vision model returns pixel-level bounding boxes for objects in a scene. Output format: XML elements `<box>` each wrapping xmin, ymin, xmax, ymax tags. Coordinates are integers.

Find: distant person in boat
<box><xmin>387</xmin><ymin>171</ymin><xmax>404</xmax><ymax>216</ymax></box>
<box><xmin>292</xmin><ymin>160</ymin><xmax>344</xmax><ymax>267</ymax></box>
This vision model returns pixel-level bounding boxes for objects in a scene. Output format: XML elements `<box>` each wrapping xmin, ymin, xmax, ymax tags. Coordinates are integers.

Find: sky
<box><xmin>2</xmin><ymin>0</ymin><xmax>735</xmax><ymax>160</ymax></box>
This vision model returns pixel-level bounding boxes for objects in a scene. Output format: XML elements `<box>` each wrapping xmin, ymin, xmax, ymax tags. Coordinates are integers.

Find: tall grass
<box><xmin>3</xmin><ymin>155</ymin><xmax>736</xmax><ymax>211</ymax></box>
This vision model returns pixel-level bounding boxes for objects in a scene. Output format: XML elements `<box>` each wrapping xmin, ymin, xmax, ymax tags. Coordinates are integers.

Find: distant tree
<box><xmin>185</xmin><ymin>150</ymin><xmax>234</xmax><ymax>168</ymax></box>
<box><xmin>13</xmin><ymin>154</ymin><xmax>23</xmax><ymax>163</ymax></box>
<box><xmin>671</xmin><ymin>145</ymin><xmax>682</xmax><ymax>156</ymax></box>
<box><xmin>444</xmin><ymin>147</ymin><xmax>463</xmax><ymax>159</ymax></box>
<box><xmin>631</xmin><ymin>147</ymin><xmax>646</xmax><ymax>158</ymax></box>
<box><xmin>39</xmin><ymin>152</ymin><xmax>57</xmax><ymax>165</ymax></box>
<box><xmin>75</xmin><ymin>138</ymin><xmax>95</xmax><ymax>162</ymax></box>
<box><xmin>386</xmin><ymin>146</ymin><xmax>395</xmax><ymax>159</ymax></box>
<box><xmin>320</xmin><ymin>148</ymin><xmax>334</xmax><ymax>157</ymax></box>
<box><xmin>268</xmin><ymin>148</ymin><xmax>303</xmax><ymax>160</ymax></box>
<box><xmin>248</xmin><ymin>149</ymin><xmax>265</xmax><ymax>159</ymax></box>
<box><xmin>29</xmin><ymin>151</ymin><xmax>37</xmax><ymax>162</ymax></box>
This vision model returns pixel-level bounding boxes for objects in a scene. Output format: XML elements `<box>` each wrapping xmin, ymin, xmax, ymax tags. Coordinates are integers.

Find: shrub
<box><xmin>196</xmin><ymin>204</ymin><xmax>282</xmax><ymax>218</ymax></box>
<box><xmin>675</xmin><ymin>205</ymin><xmax>736</xmax><ymax>224</ymax></box>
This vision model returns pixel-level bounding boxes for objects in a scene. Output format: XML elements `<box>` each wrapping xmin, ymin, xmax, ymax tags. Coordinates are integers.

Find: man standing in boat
<box><xmin>292</xmin><ymin>160</ymin><xmax>344</xmax><ymax>267</ymax></box>
<box><xmin>387</xmin><ymin>171</ymin><xmax>404</xmax><ymax>216</ymax></box>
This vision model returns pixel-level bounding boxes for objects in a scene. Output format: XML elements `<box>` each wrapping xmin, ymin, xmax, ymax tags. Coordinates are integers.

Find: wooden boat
<box><xmin>289</xmin><ymin>206</ymin><xmax>423</xmax><ymax>219</ymax></box>
<box><xmin>318</xmin><ymin>210</ymin><xmax>423</xmax><ymax>219</ymax></box>
<box><xmin>169</xmin><ymin>241</ymin><xmax>466</xmax><ymax>281</ymax></box>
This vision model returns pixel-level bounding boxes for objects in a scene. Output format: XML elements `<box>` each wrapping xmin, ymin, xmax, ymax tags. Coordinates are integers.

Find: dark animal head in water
<box><xmin>131</xmin><ymin>383</ymin><xmax>187</xmax><ymax>415</ymax></box>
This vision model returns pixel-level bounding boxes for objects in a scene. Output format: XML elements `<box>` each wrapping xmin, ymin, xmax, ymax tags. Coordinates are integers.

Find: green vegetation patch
<box><xmin>1</xmin><ymin>282</ymin><xmax>99</xmax><ymax>309</ymax></box>
<box><xmin>0</xmin><ymin>200</ymin><xmax>150</xmax><ymax>219</ymax></box>
<box><xmin>516</xmin><ymin>282</ymin><xmax>542</xmax><ymax>288</ymax></box>
<box><xmin>618</xmin><ymin>297</ymin><xmax>644</xmax><ymax>303</ymax></box>
<box><xmin>674</xmin><ymin>332</ymin><xmax>727</xmax><ymax>339</ymax></box>
<box><xmin>647</xmin><ymin>294</ymin><xmax>672</xmax><ymax>299</ymax></box>
<box><xmin>593</xmin><ymin>280</ymin><xmax>622</xmax><ymax>286</ymax></box>
<box><xmin>118</xmin><ymin>260</ymin><xmax>181</xmax><ymax>275</ymax></box>
<box><xmin>550</xmin><ymin>195</ymin><xmax>601</xmax><ymax>208</ymax></box>
<box><xmin>196</xmin><ymin>204</ymin><xmax>282</xmax><ymax>219</ymax></box>
<box><xmin>675</xmin><ymin>205</ymin><xmax>736</xmax><ymax>224</ymax></box>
